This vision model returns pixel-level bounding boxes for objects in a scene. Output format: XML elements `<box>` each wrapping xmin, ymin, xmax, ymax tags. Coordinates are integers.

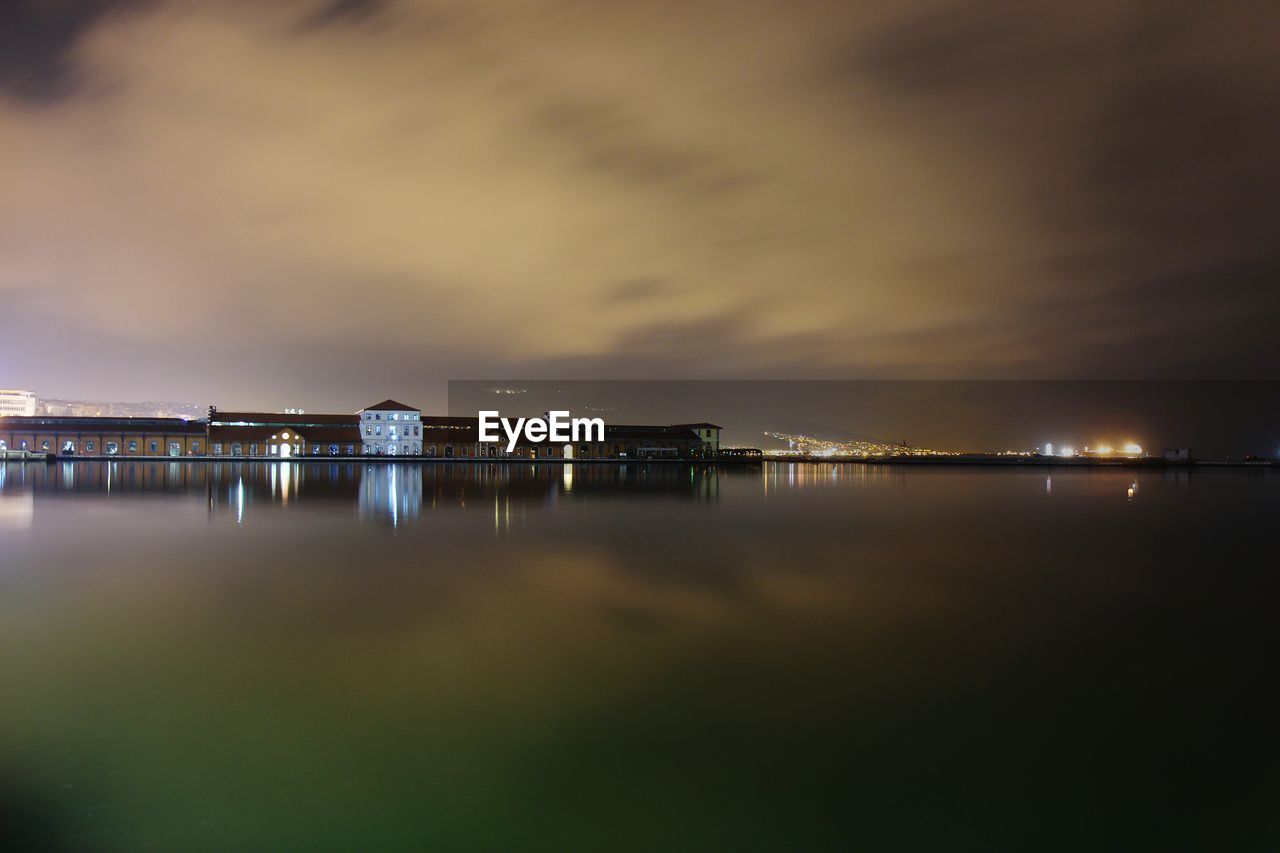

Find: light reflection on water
<box><xmin>0</xmin><ymin>461</ymin><xmax>1277</xmax><ymax>850</ymax></box>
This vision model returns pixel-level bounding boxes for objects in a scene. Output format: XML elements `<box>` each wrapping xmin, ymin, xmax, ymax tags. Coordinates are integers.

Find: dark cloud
<box><xmin>0</xmin><ymin>0</ymin><xmax>144</xmax><ymax>102</ymax></box>
<box><xmin>529</xmin><ymin>97</ymin><xmax>758</xmax><ymax>197</ymax></box>
<box><xmin>297</xmin><ymin>0</ymin><xmax>387</xmax><ymax>32</ymax></box>
<box><xmin>1</xmin><ymin>0</ymin><xmax>1277</xmax><ymax>409</ymax></box>
<box><xmin>847</xmin><ymin>0</ymin><xmax>1280</xmax><ymax>375</ymax></box>
<box><xmin>600</xmin><ymin>278</ymin><xmax>678</xmax><ymax>304</ymax></box>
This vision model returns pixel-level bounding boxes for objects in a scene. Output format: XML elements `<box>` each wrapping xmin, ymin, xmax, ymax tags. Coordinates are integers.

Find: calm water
<box><xmin>1</xmin><ymin>460</ymin><xmax>1277</xmax><ymax>851</ymax></box>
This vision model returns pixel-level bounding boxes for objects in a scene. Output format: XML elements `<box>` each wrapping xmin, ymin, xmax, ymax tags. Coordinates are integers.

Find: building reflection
<box><xmin>359</xmin><ymin>464</ymin><xmax>423</xmax><ymax>527</ymax></box>
<box><xmin>0</xmin><ymin>458</ymin><xmax>209</xmax><ymax>495</ymax></box>
<box><xmin>0</xmin><ymin>463</ymin><xmax>34</xmax><ymax>529</ymax></box>
<box><xmin>0</xmin><ymin>460</ymin><xmax>724</xmax><ymax>527</ymax></box>
<box><xmin>0</xmin><ymin>461</ymin><xmax>723</xmax><ymax>527</ymax></box>
<box><xmin>226</xmin><ymin>462</ymin><xmax>723</xmax><ymax>526</ymax></box>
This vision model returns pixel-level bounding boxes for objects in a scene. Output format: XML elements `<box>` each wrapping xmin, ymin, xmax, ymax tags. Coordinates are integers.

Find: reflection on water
<box><xmin>0</xmin><ymin>460</ymin><xmax>726</xmax><ymax>529</ymax></box>
<box><xmin>0</xmin><ymin>461</ymin><xmax>1278</xmax><ymax>850</ymax></box>
<box><xmin>0</xmin><ymin>467</ymin><xmax>32</xmax><ymax>528</ymax></box>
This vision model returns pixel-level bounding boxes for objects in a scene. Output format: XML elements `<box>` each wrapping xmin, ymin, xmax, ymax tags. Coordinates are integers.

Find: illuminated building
<box><xmin>5</xmin><ymin>401</ymin><xmax>719</xmax><ymax>459</ymax></box>
<box><xmin>207</xmin><ymin>409</ymin><xmax>362</xmax><ymax>457</ymax></box>
<box><xmin>0</xmin><ymin>416</ymin><xmax>205</xmax><ymax>456</ymax></box>
<box><xmin>360</xmin><ymin>400</ymin><xmax>422</xmax><ymax>456</ymax></box>
<box><xmin>0</xmin><ymin>390</ymin><xmax>37</xmax><ymax>417</ymax></box>
<box><xmin>673</xmin><ymin>423</ymin><xmax>721</xmax><ymax>454</ymax></box>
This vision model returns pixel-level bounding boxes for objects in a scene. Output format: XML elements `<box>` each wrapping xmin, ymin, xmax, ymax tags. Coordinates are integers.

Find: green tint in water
<box><xmin>0</xmin><ymin>461</ymin><xmax>1277</xmax><ymax>850</ymax></box>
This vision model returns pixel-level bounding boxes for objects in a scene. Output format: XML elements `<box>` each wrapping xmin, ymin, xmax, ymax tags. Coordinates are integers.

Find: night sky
<box><xmin>3</xmin><ymin>0</ymin><xmax>1277</xmax><ymax>412</ymax></box>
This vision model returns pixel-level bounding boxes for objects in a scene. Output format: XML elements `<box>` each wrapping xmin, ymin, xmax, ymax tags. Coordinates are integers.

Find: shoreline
<box><xmin>3</xmin><ymin>454</ymin><xmax>1275</xmax><ymax>468</ymax></box>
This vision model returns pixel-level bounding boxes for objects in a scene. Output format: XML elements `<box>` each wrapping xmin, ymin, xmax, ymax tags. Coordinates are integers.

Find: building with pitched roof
<box><xmin>3</xmin><ymin>399</ymin><xmax>721</xmax><ymax>459</ymax></box>
<box><xmin>359</xmin><ymin>400</ymin><xmax>422</xmax><ymax>456</ymax></box>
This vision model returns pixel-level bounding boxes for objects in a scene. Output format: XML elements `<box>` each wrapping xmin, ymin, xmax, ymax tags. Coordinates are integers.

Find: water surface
<box><xmin>1</xmin><ymin>461</ymin><xmax>1277</xmax><ymax>850</ymax></box>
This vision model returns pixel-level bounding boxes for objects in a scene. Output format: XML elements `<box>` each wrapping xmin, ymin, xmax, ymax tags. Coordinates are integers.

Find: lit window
<box><xmin>365</xmin><ymin>426</ymin><xmax>372</xmax><ymax>436</ymax></box>
<box><xmin>127</xmin><ymin>441</ymin><xmax>137</xmax><ymax>452</ymax></box>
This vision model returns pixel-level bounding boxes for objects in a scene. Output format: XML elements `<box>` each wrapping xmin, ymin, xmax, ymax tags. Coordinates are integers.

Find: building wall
<box><xmin>0</xmin><ymin>427</ymin><xmax>203</xmax><ymax>456</ymax></box>
<box><xmin>361</xmin><ymin>408</ymin><xmax>423</xmax><ymax>456</ymax></box>
<box><xmin>0</xmin><ymin>390</ymin><xmax>37</xmax><ymax>417</ymax></box>
<box><xmin>4</xmin><ymin>411</ymin><xmax>714</xmax><ymax>459</ymax></box>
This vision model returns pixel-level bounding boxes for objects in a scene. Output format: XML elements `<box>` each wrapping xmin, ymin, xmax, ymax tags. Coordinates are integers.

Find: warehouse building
<box><xmin>0</xmin><ymin>416</ymin><xmax>205</xmax><ymax>456</ymax></box>
<box><xmin>3</xmin><ymin>400</ymin><xmax>720</xmax><ymax>459</ymax></box>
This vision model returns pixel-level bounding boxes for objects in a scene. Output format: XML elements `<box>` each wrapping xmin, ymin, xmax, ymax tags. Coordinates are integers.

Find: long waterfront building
<box><xmin>1</xmin><ymin>399</ymin><xmax>721</xmax><ymax>460</ymax></box>
<box><xmin>0</xmin><ymin>390</ymin><xmax>38</xmax><ymax>417</ymax></box>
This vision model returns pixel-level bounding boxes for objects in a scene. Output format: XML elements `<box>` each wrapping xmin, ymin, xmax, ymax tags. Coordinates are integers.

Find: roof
<box><xmin>672</xmin><ymin>422</ymin><xmax>723</xmax><ymax>430</ymax></box>
<box><xmin>0</xmin><ymin>415</ymin><xmax>203</xmax><ymax>432</ymax></box>
<box><xmin>209</xmin><ymin>412</ymin><xmax>358</xmax><ymax>426</ymax></box>
<box><xmin>208</xmin><ymin>424</ymin><xmax>360</xmax><ymax>443</ymax></box>
<box><xmin>604</xmin><ymin>425</ymin><xmax>701</xmax><ymax>441</ymax></box>
<box><xmin>362</xmin><ymin>399</ymin><xmax>419</xmax><ymax>412</ymax></box>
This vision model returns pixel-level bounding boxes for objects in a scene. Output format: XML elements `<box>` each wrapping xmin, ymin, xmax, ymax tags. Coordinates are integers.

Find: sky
<box><xmin>2</xmin><ymin>0</ymin><xmax>1278</xmax><ymax>412</ymax></box>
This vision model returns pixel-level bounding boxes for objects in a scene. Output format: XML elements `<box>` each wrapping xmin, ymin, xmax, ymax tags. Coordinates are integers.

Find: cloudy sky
<box><xmin>2</xmin><ymin>0</ymin><xmax>1277</xmax><ymax>410</ymax></box>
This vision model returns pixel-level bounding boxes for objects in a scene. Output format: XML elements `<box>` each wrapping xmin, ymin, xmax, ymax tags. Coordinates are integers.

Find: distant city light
<box><xmin>1044</xmin><ymin>442</ymin><xmax>1053</xmax><ymax>456</ymax></box>
<box><xmin>762</xmin><ymin>431</ymin><xmax>957</xmax><ymax>458</ymax></box>
<box><xmin>1123</xmin><ymin>442</ymin><xmax>1143</xmax><ymax>455</ymax></box>
<box><xmin>1059</xmin><ymin>445</ymin><xmax>1075</xmax><ymax>457</ymax></box>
